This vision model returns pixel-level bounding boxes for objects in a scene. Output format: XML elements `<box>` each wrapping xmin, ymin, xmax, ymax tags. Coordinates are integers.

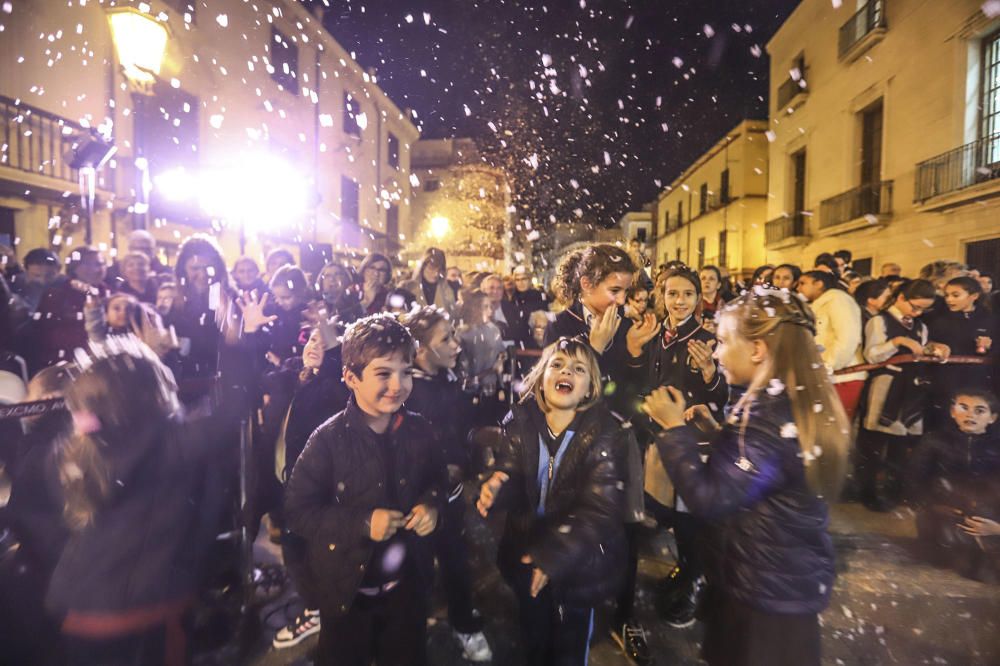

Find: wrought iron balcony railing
<box><xmin>839</xmin><ymin>0</ymin><xmax>886</xmax><ymax>59</ymax></box>
<box><xmin>0</xmin><ymin>95</ymin><xmax>91</xmax><ymax>185</ymax></box>
<box><xmin>819</xmin><ymin>181</ymin><xmax>893</xmax><ymax>229</ymax></box>
<box><xmin>765</xmin><ymin>212</ymin><xmax>808</xmax><ymax>245</ymax></box>
<box><xmin>914</xmin><ymin>134</ymin><xmax>1000</xmax><ymax>202</ymax></box>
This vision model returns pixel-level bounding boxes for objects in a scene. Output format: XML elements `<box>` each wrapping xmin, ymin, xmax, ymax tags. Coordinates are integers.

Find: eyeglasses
<box><xmin>905</xmin><ymin>298</ymin><xmax>933</xmax><ymax>315</ymax></box>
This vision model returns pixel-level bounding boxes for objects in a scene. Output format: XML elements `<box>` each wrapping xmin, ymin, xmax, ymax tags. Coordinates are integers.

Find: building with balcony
<box><xmin>0</xmin><ymin>0</ymin><xmax>418</xmax><ymax>274</ymax></box>
<box><xmin>408</xmin><ymin>138</ymin><xmax>515</xmax><ymax>273</ymax></box>
<box><xmin>652</xmin><ymin>119</ymin><xmax>770</xmax><ymax>279</ymax></box>
<box><xmin>764</xmin><ymin>0</ymin><xmax>1000</xmax><ymax>278</ymax></box>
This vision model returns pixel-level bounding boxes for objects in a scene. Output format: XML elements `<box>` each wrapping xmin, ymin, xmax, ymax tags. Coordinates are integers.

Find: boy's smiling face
<box><xmin>951</xmin><ymin>395</ymin><xmax>998</xmax><ymax>434</ymax></box>
<box><xmin>345</xmin><ymin>351</ymin><xmax>413</xmax><ymax>420</ymax></box>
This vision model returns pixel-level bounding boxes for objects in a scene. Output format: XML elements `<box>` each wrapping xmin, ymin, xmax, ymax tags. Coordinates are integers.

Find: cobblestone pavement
<box><xmin>245</xmin><ymin>502</ymin><xmax>1000</xmax><ymax>666</ymax></box>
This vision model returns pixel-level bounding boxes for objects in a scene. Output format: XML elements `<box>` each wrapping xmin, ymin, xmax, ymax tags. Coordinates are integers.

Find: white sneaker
<box><xmin>272</xmin><ymin>608</ymin><xmax>320</xmax><ymax>649</ymax></box>
<box><xmin>455</xmin><ymin>630</ymin><xmax>493</xmax><ymax>662</ymax></box>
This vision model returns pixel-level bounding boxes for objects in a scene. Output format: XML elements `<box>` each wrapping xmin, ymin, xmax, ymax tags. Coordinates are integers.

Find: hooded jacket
<box><xmin>656</xmin><ymin>390</ymin><xmax>835</xmax><ymax>615</ymax></box>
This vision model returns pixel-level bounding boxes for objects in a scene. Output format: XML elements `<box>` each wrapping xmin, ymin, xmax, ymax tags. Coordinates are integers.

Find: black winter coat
<box><xmin>656</xmin><ymin>390</ymin><xmax>835</xmax><ymax>615</ymax></box>
<box><xmin>905</xmin><ymin>424</ymin><xmax>1000</xmax><ymax>512</ymax></box>
<box><xmin>405</xmin><ymin>367</ymin><xmax>473</xmax><ymax>476</ymax></box>
<box><xmin>503</xmin><ymin>288</ymin><xmax>549</xmax><ymax>343</ymax></box>
<box><xmin>492</xmin><ymin>401</ymin><xmax>627</xmax><ymax>607</ymax></box>
<box><xmin>280</xmin><ymin>348</ymin><xmax>350</xmax><ymax>480</ymax></box>
<box><xmin>546</xmin><ymin>301</ymin><xmax>635</xmax><ymax>415</ymax></box>
<box><xmin>46</xmin><ymin>406</ymin><xmax>239</xmax><ymax>617</ymax></box>
<box><xmin>283</xmin><ymin>400</ymin><xmax>448</xmax><ymax>618</ymax></box>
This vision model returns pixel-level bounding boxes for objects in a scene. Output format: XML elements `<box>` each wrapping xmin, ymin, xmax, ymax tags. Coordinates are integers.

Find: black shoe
<box><xmin>664</xmin><ymin>576</ymin><xmax>706</xmax><ymax>629</ymax></box>
<box><xmin>611</xmin><ymin>620</ymin><xmax>653</xmax><ymax>666</ymax></box>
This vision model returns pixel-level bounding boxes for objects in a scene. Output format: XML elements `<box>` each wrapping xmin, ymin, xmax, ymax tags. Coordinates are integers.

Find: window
<box><xmin>341</xmin><ymin>176</ymin><xmax>360</xmax><ymax>224</ymax></box>
<box><xmin>860</xmin><ymin>99</ymin><xmax>883</xmax><ymax>185</ymax></box>
<box><xmin>270</xmin><ymin>27</ymin><xmax>298</xmax><ymax>93</ymax></box>
<box><xmin>663</xmin><ymin>211</ymin><xmax>670</xmax><ymax>233</ymax></box>
<box><xmin>387</xmin><ymin>133</ymin><xmax>400</xmax><ymax>169</ymax></box>
<box><xmin>423</xmin><ymin>179</ymin><xmax>441</xmax><ymax>192</ymax></box>
<box><xmin>344</xmin><ymin>92</ymin><xmax>361</xmax><ymax>136</ymax></box>
<box><xmin>636</xmin><ymin>227</ymin><xmax>647</xmax><ymax>244</ymax></box>
<box><xmin>699</xmin><ymin>183</ymin><xmax>708</xmax><ymax>215</ymax></box>
<box><xmin>677</xmin><ymin>201</ymin><xmax>684</xmax><ymax>226</ymax></box>
<box><xmin>697</xmin><ymin>237</ymin><xmax>706</xmax><ymax>269</ymax></box>
<box><xmin>675</xmin><ymin>247</ymin><xmax>682</xmax><ymax>262</ymax></box>
<box><xmin>720</xmin><ymin>169</ymin><xmax>730</xmax><ymax>203</ymax></box>
<box><xmin>853</xmin><ymin>257</ymin><xmax>873</xmax><ymax>276</ymax></box>
<box><xmin>791</xmin><ymin>149</ymin><xmax>807</xmax><ymax>215</ymax></box>
<box><xmin>386</xmin><ymin>204</ymin><xmax>400</xmax><ymax>250</ymax></box>
<box><xmin>966</xmin><ymin>236</ymin><xmax>1000</xmax><ymax>284</ymax></box>
<box><xmin>718</xmin><ymin>230</ymin><xmax>728</xmax><ymax>268</ymax></box>
<box><xmin>983</xmin><ymin>30</ymin><xmax>1000</xmax><ymax>161</ymax></box>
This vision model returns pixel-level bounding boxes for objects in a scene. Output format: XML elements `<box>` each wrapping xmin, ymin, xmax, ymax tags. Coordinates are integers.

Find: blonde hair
<box><xmin>519</xmin><ymin>337</ymin><xmax>602</xmax><ymax>413</ymax></box>
<box><xmin>719</xmin><ymin>288</ymin><xmax>849</xmax><ymax>498</ymax></box>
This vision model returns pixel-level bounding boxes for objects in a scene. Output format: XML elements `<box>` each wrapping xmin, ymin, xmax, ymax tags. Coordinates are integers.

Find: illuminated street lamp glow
<box><xmin>107</xmin><ymin>8</ymin><xmax>169</xmax><ymax>84</ymax></box>
<box><xmin>430</xmin><ymin>215</ymin><xmax>450</xmax><ymax>239</ymax></box>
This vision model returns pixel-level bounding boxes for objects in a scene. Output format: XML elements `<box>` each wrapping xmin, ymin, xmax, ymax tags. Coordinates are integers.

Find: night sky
<box><xmin>312</xmin><ymin>0</ymin><xmax>800</xmax><ymax>229</ymax></box>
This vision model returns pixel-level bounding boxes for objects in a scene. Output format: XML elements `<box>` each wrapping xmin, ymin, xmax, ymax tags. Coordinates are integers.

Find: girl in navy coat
<box><xmin>643</xmin><ymin>287</ymin><xmax>849</xmax><ymax>666</ymax></box>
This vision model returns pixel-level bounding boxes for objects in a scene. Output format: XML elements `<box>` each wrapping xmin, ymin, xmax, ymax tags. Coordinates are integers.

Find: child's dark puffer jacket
<box><xmin>492</xmin><ymin>400</ymin><xmax>628</xmax><ymax>607</ymax></box>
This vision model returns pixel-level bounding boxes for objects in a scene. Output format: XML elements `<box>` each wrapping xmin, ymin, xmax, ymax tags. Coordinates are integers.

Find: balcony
<box><xmin>839</xmin><ymin>0</ymin><xmax>887</xmax><ymax>63</ymax></box>
<box><xmin>776</xmin><ymin>74</ymin><xmax>808</xmax><ymax>111</ymax></box>
<box><xmin>0</xmin><ymin>95</ymin><xmax>95</xmax><ymax>192</ymax></box>
<box><xmin>765</xmin><ymin>213</ymin><xmax>810</xmax><ymax>249</ymax></box>
<box><xmin>819</xmin><ymin>181</ymin><xmax>893</xmax><ymax>234</ymax></box>
<box><xmin>914</xmin><ymin>134</ymin><xmax>1000</xmax><ymax>211</ymax></box>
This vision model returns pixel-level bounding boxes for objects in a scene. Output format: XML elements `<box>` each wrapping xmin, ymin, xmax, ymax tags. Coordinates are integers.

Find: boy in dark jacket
<box><xmin>284</xmin><ymin>314</ymin><xmax>447</xmax><ymax>666</ymax></box>
<box><xmin>907</xmin><ymin>388</ymin><xmax>1000</xmax><ymax>581</ymax></box>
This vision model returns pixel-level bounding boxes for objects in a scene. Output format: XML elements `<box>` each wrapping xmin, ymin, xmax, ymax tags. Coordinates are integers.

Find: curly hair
<box><xmin>553</xmin><ymin>243</ymin><xmax>638</xmax><ymax>304</ymax></box>
<box><xmin>174</xmin><ymin>234</ymin><xmax>230</xmax><ymax>295</ymax></box>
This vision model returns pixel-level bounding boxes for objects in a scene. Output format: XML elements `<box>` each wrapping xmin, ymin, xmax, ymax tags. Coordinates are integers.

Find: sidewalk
<box><xmin>247</xmin><ymin>503</ymin><xmax>1000</xmax><ymax>665</ymax></box>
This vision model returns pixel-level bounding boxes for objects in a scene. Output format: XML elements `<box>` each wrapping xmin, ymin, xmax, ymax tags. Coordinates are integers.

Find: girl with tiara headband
<box><xmin>642</xmin><ymin>285</ymin><xmax>849</xmax><ymax>666</ymax></box>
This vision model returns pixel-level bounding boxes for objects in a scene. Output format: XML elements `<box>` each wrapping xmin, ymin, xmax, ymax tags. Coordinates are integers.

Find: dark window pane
<box><xmin>388</xmin><ymin>133</ymin><xmax>400</xmax><ymax>169</ymax></box>
<box><xmin>270</xmin><ymin>27</ymin><xmax>298</xmax><ymax>94</ymax></box>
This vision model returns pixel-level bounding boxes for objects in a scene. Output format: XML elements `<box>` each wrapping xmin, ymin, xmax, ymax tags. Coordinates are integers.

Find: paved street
<box><xmin>241</xmin><ymin>502</ymin><xmax>1000</xmax><ymax>666</ymax></box>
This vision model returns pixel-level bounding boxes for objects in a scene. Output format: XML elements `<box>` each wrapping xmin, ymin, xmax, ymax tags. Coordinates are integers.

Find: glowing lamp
<box><xmin>107</xmin><ymin>8</ymin><xmax>169</xmax><ymax>85</ymax></box>
<box><xmin>430</xmin><ymin>215</ymin><xmax>450</xmax><ymax>240</ymax></box>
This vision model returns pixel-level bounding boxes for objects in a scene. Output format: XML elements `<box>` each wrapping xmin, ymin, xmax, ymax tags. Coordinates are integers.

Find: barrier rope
<box><xmin>833</xmin><ymin>354</ymin><xmax>992</xmax><ymax>376</ymax></box>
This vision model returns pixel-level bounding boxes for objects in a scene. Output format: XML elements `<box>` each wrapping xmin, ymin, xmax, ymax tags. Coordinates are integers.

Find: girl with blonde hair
<box><xmin>643</xmin><ymin>286</ymin><xmax>849</xmax><ymax>666</ymax></box>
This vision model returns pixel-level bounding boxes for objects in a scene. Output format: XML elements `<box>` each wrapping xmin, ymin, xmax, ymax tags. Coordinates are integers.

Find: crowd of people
<box><xmin>0</xmin><ymin>231</ymin><xmax>997</xmax><ymax>666</ymax></box>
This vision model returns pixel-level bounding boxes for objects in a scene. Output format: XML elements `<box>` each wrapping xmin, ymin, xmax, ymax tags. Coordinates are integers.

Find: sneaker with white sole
<box><xmin>272</xmin><ymin>608</ymin><xmax>320</xmax><ymax>649</ymax></box>
<box><xmin>454</xmin><ymin>630</ymin><xmax>493</xmax><ymax>662</ymax></box>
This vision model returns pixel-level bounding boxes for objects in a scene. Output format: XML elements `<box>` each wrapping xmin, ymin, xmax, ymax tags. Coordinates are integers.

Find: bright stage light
<box><xmin>153</xmin><ymin>167</ymin><xmax>196</xmax><ymax>202</ymax></box>
<box><xmin>198</xmin><ymin>153</ymin><xmax>310</xmax><ymax>233</ymax></box>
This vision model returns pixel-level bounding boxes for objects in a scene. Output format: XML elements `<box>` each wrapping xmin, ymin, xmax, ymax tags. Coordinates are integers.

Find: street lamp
<box><xmin>106</xmin><ymin>8</ymin><xmax>169</xmax><ymax>88</ymax></box>
<box><xmin>107</xmin><ymin>8</ymin><xmax>169</xmax><ymax>234</ymax></box>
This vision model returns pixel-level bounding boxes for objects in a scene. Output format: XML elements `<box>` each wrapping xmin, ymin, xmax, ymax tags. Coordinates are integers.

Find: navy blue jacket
<box><xmin>656</xmin><ymin>390</ymin><xmax>835</xmax><ymax>614</ymax></box>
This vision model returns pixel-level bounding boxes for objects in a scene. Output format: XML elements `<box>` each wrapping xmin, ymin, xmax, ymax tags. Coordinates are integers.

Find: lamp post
<box><xmin>106</xmin><ymin>8</ymin><xmax>169</xmax><ymax>232</ymax></box>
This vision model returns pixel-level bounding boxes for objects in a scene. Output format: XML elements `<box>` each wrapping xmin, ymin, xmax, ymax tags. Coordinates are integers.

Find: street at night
<box><xmin>2</xmin><ymin>1</ymin><xmax>1000</xmax><ymax>665</ymax></box>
